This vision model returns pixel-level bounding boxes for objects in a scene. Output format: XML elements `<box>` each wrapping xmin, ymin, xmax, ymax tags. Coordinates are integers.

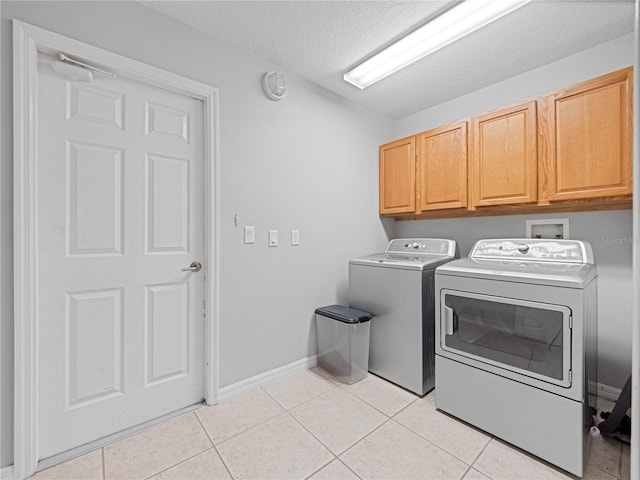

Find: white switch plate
<box><xmin>244</xmin><ymin>226</ymin><xmax>255</xmax><ymax>244</ymax></box>
<box><xmin>268</xmin><ymin>229</ymin><xmax>278</xmax><ymax>247</ymax></box>
<box><xmin>291</xmin><ymin>229</ymin><xmax>300</xmax><ymax>246</ymax></box>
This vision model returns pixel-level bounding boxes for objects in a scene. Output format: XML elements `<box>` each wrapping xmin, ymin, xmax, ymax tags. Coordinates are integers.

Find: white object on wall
<box><xmin>262</xmin><ymin>72</ymin><xmax>288</xmax><ymax>101</ymax></box>
<box><xmin>526</xmin><ymin>218</ymin><xmax>570</xmax><ymax>239</ymax></box>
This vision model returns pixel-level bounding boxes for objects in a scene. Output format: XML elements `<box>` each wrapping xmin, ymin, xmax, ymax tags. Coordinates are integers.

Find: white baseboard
<box><xmin>216</xmin><ymin>355</ymin><xmax>318</xmax><ymax>403</ymax></box>
<box><xmin>1</xmin><ymin>466</ymin><xmax>14</xmax><ymax>480</ymax></box>
<box><xmin>4</xmin><ymin>356</ymin><xmax>319</xmax><ymax>479</ymax></box>
<box><xmin>597</xmin><ymin>382</ymin><xmax>622</xmax><ymax>403</ymax></box>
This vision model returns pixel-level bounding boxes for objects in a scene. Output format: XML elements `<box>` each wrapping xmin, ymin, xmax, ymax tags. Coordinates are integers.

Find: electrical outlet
<box><xmin>291</xmin><ymin>229</ymin><xmax>300</xmax><ymax>246</ymax></box>
<box><xmin>268</xmin><ymin>229</ymin><xmax>278</xmax><ymax>247</ymax></box>
<box><xmin>244</xmin><ymin>226</ymin><xmax>255</xmax><ymax>244</ymax></box>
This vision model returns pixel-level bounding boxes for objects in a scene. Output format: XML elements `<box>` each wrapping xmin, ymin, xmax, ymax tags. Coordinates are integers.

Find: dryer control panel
<box><xmin>469</xmin><ymin>239</ymin><xmax>593</xmax><ymax>264</ymax></box>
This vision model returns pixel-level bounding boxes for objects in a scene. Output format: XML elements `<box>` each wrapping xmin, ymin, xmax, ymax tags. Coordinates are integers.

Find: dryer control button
<box><xmin>517</xmin><ymin>244</ymin><xmax>530</xmax><ymax>254</ymax></box>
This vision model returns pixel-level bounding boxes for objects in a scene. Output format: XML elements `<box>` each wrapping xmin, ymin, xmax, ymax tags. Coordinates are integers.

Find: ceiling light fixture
<box><xmin>344</xmin><ymin>0</ymin><xmax>532</xmax><ymax>90</ymax></box>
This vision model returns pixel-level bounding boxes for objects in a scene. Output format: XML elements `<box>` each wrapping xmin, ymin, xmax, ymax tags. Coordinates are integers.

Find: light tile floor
<box><xmin>31</xmin><ymin>368</ymin><xmax>631</xmax><ymax>480</ymax></box>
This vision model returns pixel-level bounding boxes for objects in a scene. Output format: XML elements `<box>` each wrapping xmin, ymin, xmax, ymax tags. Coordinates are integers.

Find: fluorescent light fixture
<box><xmin>344</xmin><ymin>0</ymin><xmax>532</xmax><ymax>89</ymax></box>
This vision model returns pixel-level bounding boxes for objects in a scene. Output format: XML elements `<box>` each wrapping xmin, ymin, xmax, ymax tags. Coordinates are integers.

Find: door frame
<box><xmin>13</xmin><ymin>20</ymin><xmax>220</xmax><ymax>479</ymax></box>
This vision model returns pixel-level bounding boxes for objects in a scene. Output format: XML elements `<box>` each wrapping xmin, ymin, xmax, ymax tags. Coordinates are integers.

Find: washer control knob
<box><xmin>517</xmin><ymin>244</ymin><xmax>530</xmax><ymax>254</ymax></box>
<box><xmin>412</xmin><ymin>242</ymin><xmax>420</xmax><ymax>249</ymax></box>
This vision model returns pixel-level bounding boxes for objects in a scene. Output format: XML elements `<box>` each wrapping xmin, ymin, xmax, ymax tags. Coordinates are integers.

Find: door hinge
<box><xmin>569</xmin><ymin>370</ymin><xmax>573</xmax><ymax>384</ymax></box>
<box><xmin>569</xmin><ymin>315</ymin><xmax>573</xmax><ymax>329</ymax></box>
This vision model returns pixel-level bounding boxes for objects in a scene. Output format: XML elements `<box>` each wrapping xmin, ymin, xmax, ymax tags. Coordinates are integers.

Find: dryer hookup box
<box><xmin>315</xmin><ymin>305</ymin><xmax>372</xmax><ymax>385</ymax></box>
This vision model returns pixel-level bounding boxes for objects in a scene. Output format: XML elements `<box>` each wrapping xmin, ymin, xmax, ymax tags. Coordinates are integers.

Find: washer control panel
<box><xmin>385</xmin><ymin>238</ymin><xmax>456</xmax><ymax>256</ymax></box>
<box><xmin>470</xmin><ymin>239</ymin><xmax>593</xmax><ymax>264</ymax></box>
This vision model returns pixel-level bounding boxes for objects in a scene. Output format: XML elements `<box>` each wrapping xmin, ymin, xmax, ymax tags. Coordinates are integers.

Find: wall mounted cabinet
<box><xmin>379</xmin><ymin>136</ymin><xmax>416</xmax><ymax>214</ymax></box>
<box><xmin>417</xmin><ymin>121</ymin><xmax>468</xmax><ymax>211</ymax></box>
<box><xmin>539</xmin><ymin>68</ymin><xmax>633</xmax><ymax>203</ymax></box>
<box><xmin>379</xmin><ymin>121</ymin><xmax>468</xmax><ymax>215</ymax></box>
<box><xmin>379</xmin><ymin>66</ymin><xmax>633</xmax><ymax>219</ymax></box>
<box><xmin>471</xmin><ymin>101</ymin><xmax>537</xmax><ymax>208</ymax></box>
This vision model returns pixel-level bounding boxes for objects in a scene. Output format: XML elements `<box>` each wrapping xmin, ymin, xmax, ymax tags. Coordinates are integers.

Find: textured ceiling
<box><xmin>140</xmin><ymin>0</ymin><xmax>635</xmax><ymax>119</ymax></box>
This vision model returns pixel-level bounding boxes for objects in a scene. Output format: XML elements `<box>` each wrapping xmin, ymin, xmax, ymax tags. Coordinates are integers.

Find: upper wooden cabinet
<box><xmin>379</xmin><ymin>66</ymin><xmax>633</xmax><ymax>219</ymax></box>
<box><xmin>379</xmin><ymin>136</ymin><xmax>416</xmax><ymax>214</ymax></box>
<box><xmin>471</xmin><ymin>101</ymin><xmax>538</xmax><ymax>208</ymax></box>
<box><xmin>416</xmin><ymin>121</ymin><xmax>468</xmax><ymax>211</ymax></box>
<box><xmin>539</xmin><ymin>67</ymin><xmax>633</xmax><ymax>202</ymax></box>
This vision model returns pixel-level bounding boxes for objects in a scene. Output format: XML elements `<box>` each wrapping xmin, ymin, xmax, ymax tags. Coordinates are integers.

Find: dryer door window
<box><xmin>440</xmin><ymin>290</ymin><xmax>572</xmax><ymax>387</ymax></box>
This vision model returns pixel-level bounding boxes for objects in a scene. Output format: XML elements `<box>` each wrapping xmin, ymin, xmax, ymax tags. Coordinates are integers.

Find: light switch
<box><xmin>291</xmin><ymin>229</ymin><xmax>300</xmax><ymax>246</ymax></box>
<box><xmin>268</xmin><ymin>229</ymin><xmax>278</xmax><ymax>247</ymax></box>
<box><xmin>244</xmin><ymin>226</ymin><xmax>255</xmax><ymax>244</ymax></box>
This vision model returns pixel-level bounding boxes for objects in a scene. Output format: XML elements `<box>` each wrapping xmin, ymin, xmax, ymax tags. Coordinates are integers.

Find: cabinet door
<box><xmin>471</xmin><ymin>101</ymin><xmax>537</xmax><ymax>207</ymax></box>
<box><xmin>540</xmin><ymin>67</ymin><xmax>632</xmax><ymax>201</ymax></box>
<box><xmin>416</xmin><ymin>121</ymin><xmax>468</xmax><ymax>211</ymax></box>
<box><xmin>379</xmin><ymin>137</ymin><xmax>416</xmax><ymax>214</ymax></box>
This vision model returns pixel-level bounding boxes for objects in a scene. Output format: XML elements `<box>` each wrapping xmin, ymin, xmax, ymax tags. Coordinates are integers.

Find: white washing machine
<box><xmin>435</xmin><ymin>239</ymin><xmax>597</xmax><ymax>477</ymax></box>
<box><xmin>348</xmin><ymin>238</ymin><xmax>459</xmax><ymax>395</ymax></box>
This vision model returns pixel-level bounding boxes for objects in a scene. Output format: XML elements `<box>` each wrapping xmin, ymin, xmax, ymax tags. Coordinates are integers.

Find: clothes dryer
<box><xmin>435</xmin><ymin>239</ymin><xmax>597</xmax><ymax>477</ymax></box>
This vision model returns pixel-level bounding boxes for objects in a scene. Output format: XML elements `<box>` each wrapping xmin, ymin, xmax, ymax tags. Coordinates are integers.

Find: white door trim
<box><xmin>12</xmin><ymin>20</ymin><xmax>220</xmax><ymax>479</ymax></box>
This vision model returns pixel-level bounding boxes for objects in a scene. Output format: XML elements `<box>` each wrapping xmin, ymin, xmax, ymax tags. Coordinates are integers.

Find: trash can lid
<box><xmin>315</xmin><ymin>305</ymin><xmax>372</xmax><ymax>324</ymax></box>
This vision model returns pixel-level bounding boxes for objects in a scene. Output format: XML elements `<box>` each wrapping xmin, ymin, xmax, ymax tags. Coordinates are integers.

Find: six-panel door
<box><xmin>37</xmin><ymin>53</ymin><xmax>205</xmax><ymax>458</ymax></box>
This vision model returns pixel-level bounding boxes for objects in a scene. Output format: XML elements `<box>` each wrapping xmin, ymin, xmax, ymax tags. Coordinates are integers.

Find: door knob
<box><xmin>181</xmin><ymin>261</ymin><xmax>202</xmax><ymax>273</ymax></box>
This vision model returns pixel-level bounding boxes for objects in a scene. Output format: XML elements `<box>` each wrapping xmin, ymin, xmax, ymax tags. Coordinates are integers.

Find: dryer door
<box><xmin>439</xmin><ymin>289</ymin><xmax>572</xmax><ymax>388</ymax></box>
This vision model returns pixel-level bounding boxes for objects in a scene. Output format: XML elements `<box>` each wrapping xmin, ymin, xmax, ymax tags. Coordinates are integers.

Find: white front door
<box><xmin>36</xmin><ymin>52</ymin><xmax>205</xmax><ymax>459</ymax></box>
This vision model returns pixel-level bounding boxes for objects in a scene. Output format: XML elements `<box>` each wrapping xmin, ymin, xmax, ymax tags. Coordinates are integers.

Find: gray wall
<box><xmin>394</xmin><ymin>33</ymin><xmax>635</xmax><ymax>393</ymax></box>
<box><xmin>0</xmin><ymin>1</ymin><xmax>394</xmax><ymax>467</ymax></box>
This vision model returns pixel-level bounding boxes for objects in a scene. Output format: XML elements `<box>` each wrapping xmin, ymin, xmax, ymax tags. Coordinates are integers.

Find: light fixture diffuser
<box><xmin>344</xmin><ymin>0</ymin><xmax>532</xmax><ymax>89</ymax></box>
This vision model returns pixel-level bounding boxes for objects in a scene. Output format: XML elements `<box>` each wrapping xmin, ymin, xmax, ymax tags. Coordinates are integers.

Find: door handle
<box><xmin>443</xmin><ymin>305</ymin><xmax>455</xmax><ymax>336</ymax></box>
<box><xmin>181</xmin><ymin>261</ymin><xmax>202</xmax><ymax>273</ymax></box>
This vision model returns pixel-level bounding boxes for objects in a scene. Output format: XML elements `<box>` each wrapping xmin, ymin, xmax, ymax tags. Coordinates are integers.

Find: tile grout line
<box><xmin>283</xmin><ymin>409</ymin><xmax>339</xmax><ymax>468</ymax></box>
<box><xmin>301</xmin><ymin>458</ymin><xmax>337</xmax><ymax>480</ymax></box>
<box><xmin>385</xmin><ymin>417</ymin><xmax>479</xmax><ymax>470</ymax></box>
<box><xmin>308</xmin><ymin>370</ymin><xmax>484</xmax><ymax>475</ymax></box>
<box><xmin>486</xmin><ymin>437</ymin><xmax>578</xmax><ymax>479</ymax></box>
<box><xmin>282</xmin><ymin>377</ymin><xmax>395</xmax><ymax>460</ymax></box>
<box><xmin>389</xmin><ymin>401</ymin><xmax>489</xmax><ymax>469</ymax></box>
<box><xmin>468</xmin><ymin>436</ymin><xmax>495</xmax><ymax>477</ymax></box>
<box><xmin>336</xmin><ymin>457</ymin><xmax>364</xmax><ymax>480</ymax></box>
<box><xmin>315</xmin><ymin>366</ymin><xmax>421</xmax><ymax>418</ymax></box>
<box><xmin>137</xmin><ymin>412</ymin><xmax>215</xmax><ymax>480</ymax></box>
<box><xmin>141</xmin><ymin>446</ymin><xmax>218</xmax><ymax>480</ymax></box>
<box><xmin>192</xmin><ymin>411</ymin><xmax>236</xmax><ymax>480</ymax></box>
<box><xmin>262</xmin><ymin>373</ymin><xmax>339</xmax><ymax>411</ymax></box>
<box><xmin>337</xmin><ymin>416</ymin><xmax>394</xmax><ymax>459</ymax></box>
<box><xmin>274</xmin><ymin>371</ymin><xmax>393</xmax><ymax>479</ymax></box>
<box><xmin>338</xmin><ymin>382</ymin><xmax>419</xmax><ymax>418</ymax></box>
<box><xmin>336</xmin><ymin>384</ymin><xmax>395</xmax><ymax>418</ymax></box>
<box><xmin>101</xmin><ymin>447</ymin><xmax>106</xmax><ymax>480</ymax></box>
<box><xmin>459</xmin><ymin>464</ymin><xmax>474</xmax><ymax>480</ymax></box>
<box><xmin>197</xmin><ymin>388</ymin><xmax>285</xmax><ymax>447</ymax></box>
